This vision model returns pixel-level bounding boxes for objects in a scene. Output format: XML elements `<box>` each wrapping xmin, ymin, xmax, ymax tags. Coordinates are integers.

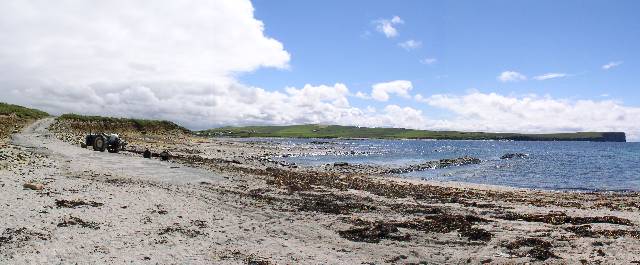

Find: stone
<box><xmin>23</xmin><ymin>182</ymin><xmax>44</xmax><ymax>190</ymax></box>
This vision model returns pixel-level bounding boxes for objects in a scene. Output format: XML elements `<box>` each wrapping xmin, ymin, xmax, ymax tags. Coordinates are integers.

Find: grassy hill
<box><xmin>0</xmin><ymin>102</ymin><xmax>49</xmax><ymax>140</ymax></box>
<box><xmin>198</xmin><ymin>124</ymin><xmax>626</xmax><ymax>142</ymax></box>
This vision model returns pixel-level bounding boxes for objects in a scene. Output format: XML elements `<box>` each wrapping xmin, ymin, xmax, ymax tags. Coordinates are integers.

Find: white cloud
<box><xmin>0</xmin><ymin>0</ymin><xmax>291</xmax><ymax>128</ymax></box>
<box><xmin>497</xmin><ymin>71</ymin><xmax>527</xmax><ymax>82</ymax></box>
<box><xmin>533</xmin><ymin>73</ymin><xmax>567</xmax><ymax>80</ymax></box>
<box><xmin>370</xmin><ymin>80</ymin><xmax>413</xmax><ymax>101</ymax></box>
<box><xmin>354</xmin><ymin>91</ymin><xmax>371</xmax><ymax>99</ymax></box>
<box><xmin>420</xmin><ymin>58</ymin><xmax>437</xmax><ymax>65</ymax></box>
<box><xmin>373</xmin><ymin>16</ymin><xmax>403</xmax><ymax>38</ymax></box>
<box><xmin>602</xmin><ymin>61</ymin><xmax>623</xmax><ymax>70</ymax></box>
<box><xmin>423</xmin><ymin>92</ymin><xmax>640</xmax><ymax>141</ymax></box>
<box><xmin>398</xmin><ymin>40</ymin><xmax>422</xmax><ymax>50</ymax></box>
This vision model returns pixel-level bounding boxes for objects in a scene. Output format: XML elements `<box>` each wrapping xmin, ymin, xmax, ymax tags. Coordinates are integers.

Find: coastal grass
<box><xmin>198</xmin><ymin>124</ymin><xmax>625</xmax><ymax>142</ymax></box>
<box><xmin>0</xmin><ymin>102</ymin><xmax>49</xmax><ymax>120</ymax></box>
<box><xmin>58</xmin><ymin>114</ymin><xmax>190</xmax><ymax>133</ymax></box>
<box><xmin>0</xmin><ymin>102</ymin><xmax>50</xmax><ymax>140</ymax></box>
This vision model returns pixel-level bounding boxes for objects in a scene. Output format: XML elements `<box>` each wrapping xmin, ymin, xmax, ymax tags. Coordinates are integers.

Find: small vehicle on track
<box><xmin>84</xmin><ymin>133</ymin><xmax>127</xmax><ymax>153</ymax></box>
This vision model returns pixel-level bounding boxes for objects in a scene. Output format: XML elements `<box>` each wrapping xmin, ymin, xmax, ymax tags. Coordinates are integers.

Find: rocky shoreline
<box><xmin>1</xmin><ymin>118</ymin><xmax>640</xmax><ymax>264</ymax></box>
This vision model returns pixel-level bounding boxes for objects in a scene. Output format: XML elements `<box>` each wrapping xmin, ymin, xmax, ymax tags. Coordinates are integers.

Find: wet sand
<box><xmin>1</xmin><ymin>118</ymin><xmax>640</xmax><ymax>264</ymax></box>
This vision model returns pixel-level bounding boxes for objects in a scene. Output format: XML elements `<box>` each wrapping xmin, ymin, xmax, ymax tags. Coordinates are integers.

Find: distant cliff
<box><xmin>198</xmin><ymin>124</ymin><xmax>627</xmax><ymax>142</ymax></box>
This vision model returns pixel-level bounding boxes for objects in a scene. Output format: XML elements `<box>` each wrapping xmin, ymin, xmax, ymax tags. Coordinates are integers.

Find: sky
<box><xmin>1</xmin><ymin>0</ymin><xmax>639</xmax><ymax>140</ymax></box>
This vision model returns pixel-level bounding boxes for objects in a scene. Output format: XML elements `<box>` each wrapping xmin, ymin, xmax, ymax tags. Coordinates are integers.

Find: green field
<box><xmin>198</xmin><ymin>124</ymin><xmax>626</xmax><ymax>142</ymax></box>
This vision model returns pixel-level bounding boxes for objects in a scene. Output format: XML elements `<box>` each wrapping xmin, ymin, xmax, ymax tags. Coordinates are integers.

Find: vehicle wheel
<box><xmin>93</xmin><ymin>135</ymin><xmax>106</xmax><ymax>152</ymax></box>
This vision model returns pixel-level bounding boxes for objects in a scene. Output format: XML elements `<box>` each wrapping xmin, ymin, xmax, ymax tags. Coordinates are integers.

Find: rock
<box><xmin>500</xmin><ymin>153</ymin><xmax>528</xmax><ymax>159</ymax></box>
<box><xmin>23</xmin><ymin>182</ymin><xmax>44</xmax><ymax>190</ymax></box>
<box><xmin>334</xmin><ymin>162</ymin><xmax>349</xmax><ymax>167</ymax></box>
<box><xmin>159</xmin><ymin>150</ymin><xmax>169</xmax><ymax>161</ymax></box>
<box><xmin>143</xmin><ymin>149</ymin><xmax>151</xmax><ymax>158</ymax></box>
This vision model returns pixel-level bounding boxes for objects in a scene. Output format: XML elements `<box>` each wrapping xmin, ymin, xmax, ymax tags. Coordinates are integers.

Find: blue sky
<box><xmin>2</xmin><ymin>0</ymin><xmax>640</xmax><ymax>139</ymax></box>
<box><xmin>245</xmin><ymin>0</ymin><xmax>639</xmax><ymax>108</ymax></box>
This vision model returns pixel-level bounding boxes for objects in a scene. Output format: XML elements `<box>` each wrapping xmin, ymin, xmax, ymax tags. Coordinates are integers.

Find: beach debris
<box><xmin>499</xmin><ymin>211</ymin><xmax>634</xmax><ymax>226</ymax></box>
<box><xmin>341</xmin><ymin>214</ymin><xmax>491</xmax><ymax>243</ymax></box>
<box><xmin>55</xmin><ymin>199</ymin><xmax>103</xmax><ymax>208</ymax></box>
<box><xmin>0</xmin><ymin>227</ymin><xmax>49</xmax><ymax>248</ymax></box>
<box><xmin>500</xmin><ymin>153</ymin><xmax>529</xmax><ymax>159</ymax></box>
<box><xmin>394</xmin><ymin>203</ymin><xmax>444</xmax><ymax>215</ymax></box>
<box><xmin>394</xmin><ymin>214</ymin><xmax>491</xmax><ymax>241</ymax></box>
<box><xmin>565</xmin><ymin>225</ymin><xmax>640</xmax><ymax>239</ymax></box>
<box><xmin>386</xmin><ymin>255</ymin><xmax>409</xmax><ymax>263</ymax></box>
<box><xmin>295</xmin><ymin>192</ymin><xmax>375</xmax><ymax>215</ymax></box>
<box><xmin>338</xmin><ymin>222</ymin><xmax>410</xmax><ymax>243</ymax></box>
<box><xmin>460</xmin><ymin>227</ymin><xmax>493</xmax><ymax>242</ymax></box>
<box><xmin>191</xmin><ymin>220</ymin><xmax>208</xmax><ymax>229</ymax></box>
<box><xmin>158</xmin><ymin>223</ymin><xmax>206</xmax><ymax>238</ymax></box>
<box><xmin>143</xmin><ymin>149</ymin><xmax>151</xmax><ymax>158</ymax></box>
<box><xmin>244</xmin><ymin>255</ymin><xmax>272</xmax><ymax>265</ymax></box>
<box><xmin>23</xmin><ymin>182</ymin><xmax>44</xmax><ymax>190</ymax></box>
<box><xmin>57</xmin><ymin>216</ymin><xmax>100</xmax><ymax>229</ymax></box>
<box><xmin>503</xmin><ymin>238</ymin><xmax>559</xmax><ymax>261</ymax></box>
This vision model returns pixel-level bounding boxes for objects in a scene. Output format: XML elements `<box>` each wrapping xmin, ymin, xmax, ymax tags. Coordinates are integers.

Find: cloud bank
<box><xmin>423</xmin><ymin>92</ymin><xmax>640</xmax><ymax>140</ymax></box>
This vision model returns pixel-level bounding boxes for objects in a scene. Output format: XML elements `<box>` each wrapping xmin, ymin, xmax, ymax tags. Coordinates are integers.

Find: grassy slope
<box><xmin>0</xmin><ymin>102</ymin><xmax>49</xmax><ymax>120</ymax></box>
<box><xmin>198</xmin><ymin>124</ymin><xmax>626</xmax><ymax>142</ymax></box>
<box><xmin>0</xmin><ymin>102</ymin><xmax>50</xmax><ymax>140</ymax></box>
<box><xmin>57</xmin><ymin>114</ymin><xmax>190</xmax><ymax>133</ymax></box>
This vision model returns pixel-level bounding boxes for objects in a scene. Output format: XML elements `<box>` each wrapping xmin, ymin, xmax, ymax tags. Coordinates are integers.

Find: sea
<box><xmin>247</xmin><ymin>138</ymin><xmax>640</xmax><ymax>192</ymax></box>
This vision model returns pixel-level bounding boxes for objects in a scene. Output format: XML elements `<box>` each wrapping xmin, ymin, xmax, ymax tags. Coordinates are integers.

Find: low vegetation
<box><xmin>198</xmin><ymin>124</ymin><xmax>626</xmax><ymax>142</ymax></box>
<box><xmin>57</xmin><ymin>114</ymin><xmax>189</xmax><ymax>133</ymax></box>
<box><xmin>0</xmin><ymin>102</ymin><xmax>49</xmax><ymax>140</ymax></box>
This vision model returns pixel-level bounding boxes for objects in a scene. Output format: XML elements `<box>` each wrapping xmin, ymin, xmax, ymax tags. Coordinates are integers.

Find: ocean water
<box><xmin>251</xmin><ymin>138</ymin><xmax>640</xmax><ymax>192</ymax></box>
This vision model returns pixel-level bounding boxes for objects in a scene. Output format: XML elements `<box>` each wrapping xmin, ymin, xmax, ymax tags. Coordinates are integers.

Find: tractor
<box><xmin>85</xmin><ymin>133</ymin><xmax>127</xmax><ymax>153</ymax></box>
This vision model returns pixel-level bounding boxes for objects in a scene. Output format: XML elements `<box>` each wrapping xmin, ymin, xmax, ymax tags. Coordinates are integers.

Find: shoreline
<box><xmin>2</xmin><ymin>118</ymin><xmax>640</xmax><ymax>264</ymax></box>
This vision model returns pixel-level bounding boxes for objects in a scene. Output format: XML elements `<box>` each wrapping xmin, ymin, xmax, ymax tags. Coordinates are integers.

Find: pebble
<box><xmin>23</xmin><ymin>182</ymin><xmax>44</xmax><ymax>190</ymax></box>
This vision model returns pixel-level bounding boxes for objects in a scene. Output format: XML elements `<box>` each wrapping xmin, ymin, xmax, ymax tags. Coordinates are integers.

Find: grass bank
<box><xmin>198</xmin><ymin>124</ymin><xmax>626</xmax><ymax>142</ymax></box>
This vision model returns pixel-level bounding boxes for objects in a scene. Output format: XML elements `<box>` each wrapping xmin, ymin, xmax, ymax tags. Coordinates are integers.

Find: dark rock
<box><xmin>386</xmin><ymin>156</ymin><xmax>481</xmax><ymax>174</ymax></box>
<box><xmin>159</xmin><ymin>151</ymin><xmax>170</xmax><ymax>161</ymax></box>
<box><xmin>500</xmin><ymin>153</ymin><xmax>528</xmax><ymax>159</ymax></box>
<box><xmin>333</xmin><ymin>162</ymin><xmax>349</xmax><ymax>167</ymax></box>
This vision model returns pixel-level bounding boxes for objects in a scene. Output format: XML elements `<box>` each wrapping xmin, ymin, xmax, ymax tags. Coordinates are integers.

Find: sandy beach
<box><xmin>1</xmin><ymin>118</ymin><xmax>640</xmax><ymax>264</ymax></box>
